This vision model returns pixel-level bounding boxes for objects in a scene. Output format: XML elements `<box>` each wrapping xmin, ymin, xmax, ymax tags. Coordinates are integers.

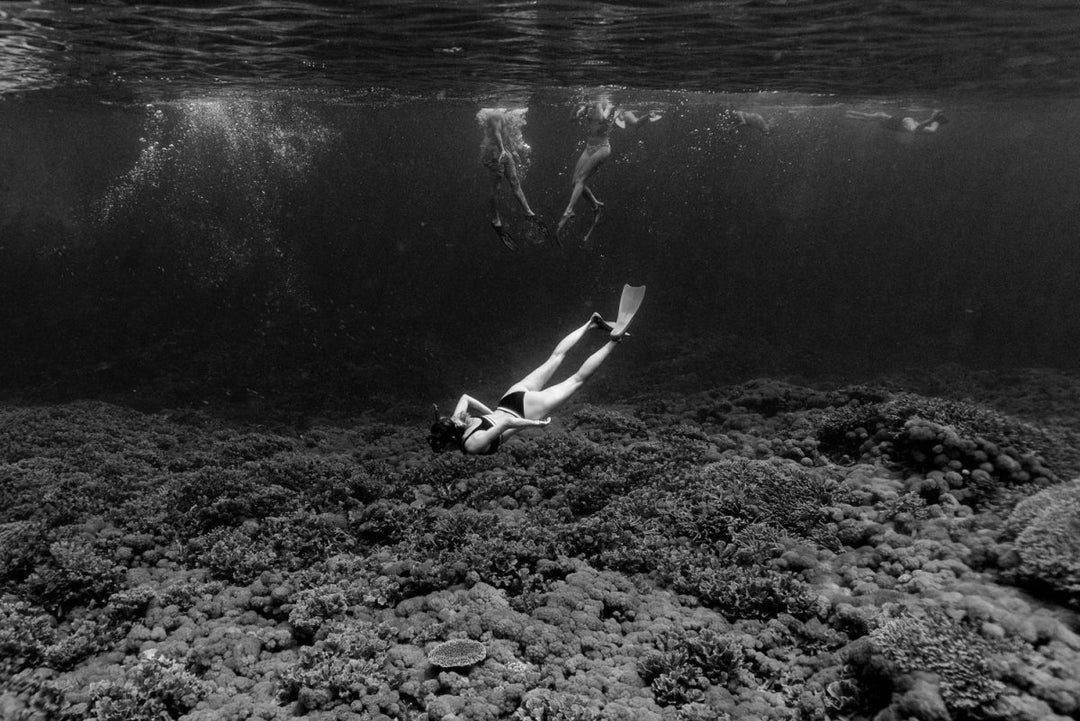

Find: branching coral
<box><xmin>22</xmin><ymin>539</ymin><xmax>125</xmax><ymax>616</ymax></box>
<box><xmin>251</xmin><ymin>451</ymin><xmax>386</xmax><ymax>510</ymax></box>
<box><xmin>638</xmin><ymin>628</ymin><xmax>743</xmax><ymax>707</ymax></box>
<box><xmin>189</xmin><ymin>511</ymin><xmax>356</xmax><ymax>583</ymax></box>
<box><xmin>868</xmin><ymin>605</ymin><xmax>1007</xmax><ymax>713</ymax></box>
<box><xmin>568</xmin><ymin>405</ymin><xmax>649</xmax><ymax>440</ymax></box>
<box><xmin>513</xmin><ymin>690</ymin><xmax>604</xmax><ymax>721</ymax></box>
<box><xmin>662</xmin><ymin>551</ymin><xmax>818</xmax><ymax>620</ymax></box>
<box><xmin>88</xmin><ymin>648</ymin><xmax>211</xmax><ymax>721</ymax></box>
<box><xmin>166</xmin><ymin>466</ymin><xmax>302</xmax><ymax>535</ymax></box>
<box><xmin>288</xmin><ymin>568</ymin><xmax>401</xmax><ymax>639</ymax></box>
<box><xmin>40</xmin><ymin>615</ymin><xmax>114</xmax><ymax>671</ymax></box>
<box><xmin>0</xmin><ymin>599</ymin><xmax>55</xmax><ymax>682</ymax></box>
<box><xmin>0</xmin><ymin>519</ymin><xmax>47</xmax><ymax>591</ymax></box>
<box><xmin>278</xmin><ymin>620</ymin><xmax>397</xmax><ymax>710</ymax></box>
<box><xmin>105</xmin><ymin>585</ymin><xmax>158</xmax><ymax>621</ymax></box>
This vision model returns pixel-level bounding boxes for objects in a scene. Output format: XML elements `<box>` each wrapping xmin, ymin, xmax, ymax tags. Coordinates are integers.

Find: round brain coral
<box><xmin>1006</xmin><ymin>480</ymin><xmax>1080</xmax><ymax>536</ymax></box>
<box><xmin>427</xmin><ymin>639</ymin><xmax>487</xmax><ymax>668</ymax></box>
<box><xmin>1012</xmin><ymin>482</ymin><xmax>1080</xmax><ymax>599</ymax></box>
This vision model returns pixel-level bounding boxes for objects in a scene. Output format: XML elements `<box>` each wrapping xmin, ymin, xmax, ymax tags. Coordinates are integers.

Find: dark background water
<box><xmin>3</xmin><ymin>2</ymin><xmax>1080</xmax><ymax>418</ymax></box>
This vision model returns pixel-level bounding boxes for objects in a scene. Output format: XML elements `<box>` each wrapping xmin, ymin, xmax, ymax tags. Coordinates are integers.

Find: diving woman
<box><xmin>429</xmin><ymin>285</ymin><xmax>646</xmax><ymax>455</ymax></box>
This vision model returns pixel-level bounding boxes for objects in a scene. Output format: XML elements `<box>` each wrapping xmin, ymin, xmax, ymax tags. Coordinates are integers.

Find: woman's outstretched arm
<box><xmin>617</xmin><ymin>109</ymin><xmax>661</xmax><ymax>126</ymax></box>
<box><xmin>461</xmin><ymin>415</ymin><xmax>549</xmax><ymax>453</ymax></box>
<box><xmin>452</xmin><ymin>394</ymin><xmax>494</xmax><ymax>419</ymax></box>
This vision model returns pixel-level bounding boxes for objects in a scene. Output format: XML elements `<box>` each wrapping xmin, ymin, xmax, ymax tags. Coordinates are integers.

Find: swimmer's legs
<box><xmin>580</xmin><ymin>186</ymin><xmax>605</xmax><ymax>244</ymax></box>
<box><xmin>503</xmin><ymin>158</ymin><xmax>536</xmax><ymax>217</ymax></box>
<box><xmin>583</xmin><ymin>204</ymin><xmax>604</xmax><ymax>245</ymax></box>
<box><xmin>488</xmin><ymin>176</ymin><xmax>518</xmax><ymax>250</ymax></box>
<box><xmin>509</xmin><ymin>318</ymin><xmax>594</xmax><ymax>393</ymax></box>
<box><xmin>559</xmin><ymin>145</ymin><xmax>610</xmax><ymax>235</ymax></box>
<box><xmin>558</xmin><ymin>181</ymin><xmax>585</xmax><ymax>234</ymax></box>
<box><xmin>583</xmin><ymin>186</ymin><xmax>604</xmax><ymax>212</ymax></box>
<box><xmin>845</xmin><ymin>110</ymin><xmax>892</xmax><ymax>122</ymax></box>
<box><xmin>526</xmin><ymin>339</ymin><xmax>619</xmax><ymax>417</ymax></box>
<box><xmin>488</xmin><ymin>175</ymin><xmax>503</xmax><ymax>227</ymax></box>
<box><xmin>507</xmin><ymin>314</ymin><xmax>611</xmax><ymax>396</ymax></box>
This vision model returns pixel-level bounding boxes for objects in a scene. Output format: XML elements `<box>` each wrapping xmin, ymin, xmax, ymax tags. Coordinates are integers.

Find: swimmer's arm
<box><xmin>452</xmin><ymin>394</ymin><xmax>494</xmax><ymax>420</ymax></box>
<box><xmin>617</xmin><ymin>109</ymin><xmax>661</xmax><ymax>125</ymax></box>
<box><xmin>462</xmin><ymin>416</ymin><xmax>549</xmax><ymax>453</ymax></box>
<box><xmin>570</xmin><ymin>104</ymin><xmax>587</xmax><ymax>122</ymax></box>
<box><xmin>489</xmin><ymin>416</ymin><xmax>550</xmax><ymax>436</ymax></box>
<box><xmin>506</xmin><ymin>416</ymin><xmax>550</xmax><ymax>429</ymax></box>
<box><xmin>912</xmin><ymin>116</ymin><xmax>939</xmax><ymax>132</ymax></box>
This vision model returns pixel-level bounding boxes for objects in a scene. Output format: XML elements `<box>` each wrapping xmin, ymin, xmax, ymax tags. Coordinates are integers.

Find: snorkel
<box><xmin>428</xmin><ymin>403</ymin><xmax>464</xmax><ymax>453</ymax></box>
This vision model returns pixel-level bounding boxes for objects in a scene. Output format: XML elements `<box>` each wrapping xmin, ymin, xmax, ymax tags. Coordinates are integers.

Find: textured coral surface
<box><xmin>2</xmin><ymin>371</ymin><xmax>1080</xmax><ymax>721</ymax></box>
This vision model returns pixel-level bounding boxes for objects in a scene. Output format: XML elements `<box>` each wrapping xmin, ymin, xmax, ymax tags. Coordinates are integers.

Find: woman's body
<box><xmin>478</xmin><ymin>107</ymin><xmax>543</xmax><ymax>250</ymax></box>
<box><xmin>430</xmin><ymin>312</ymin><xmax>627</xmax><ymax>455</ymax></box>
<box><xmin>721</xmin><ymin>109</ymin><xmax>771</xmax><ymax>135</ymax></box>
<box><xmin>846</xmin><ymin>109</ymin><xmax>948</xmax><ymax>134</ymax></box>
<box><xmin>557</xmin><ymin>99</ymin><xmax>659</xmax><ymax>242</ymax></box>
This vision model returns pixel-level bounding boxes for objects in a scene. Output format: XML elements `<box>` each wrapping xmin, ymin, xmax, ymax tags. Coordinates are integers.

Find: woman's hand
<box><xmin>535</xmin><ymin>417</ymin><xmax>551</xmax><ymax>426</ymax></box>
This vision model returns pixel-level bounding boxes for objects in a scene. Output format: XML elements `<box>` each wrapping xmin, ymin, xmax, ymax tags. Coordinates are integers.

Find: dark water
<box><xmin>3</xmin><ymin>1</ymin><xmax>1080</xmax><ymax>416</ymax></box>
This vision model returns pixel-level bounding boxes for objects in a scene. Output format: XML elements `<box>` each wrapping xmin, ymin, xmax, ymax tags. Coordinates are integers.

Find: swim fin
<box><xmin>491</xmin><ymin>221</ymin><xmax>518</xmax><ymax>251</ymax></box>
<box><xmin>609</xmin><ymin>284</ymin><xmax>645</xmax><ymax>339</ymax></box>
<box><xmin>582</xmin><ymin>204</ymin><xmax>603</xmax><ymax>246</ymax></box>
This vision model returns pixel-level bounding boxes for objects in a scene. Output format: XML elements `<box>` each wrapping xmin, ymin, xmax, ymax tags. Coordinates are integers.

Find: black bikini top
<box><xmin>461</xmin><ymin>415</ymin><xmax>500</xmax><ymax>455</ymax></box>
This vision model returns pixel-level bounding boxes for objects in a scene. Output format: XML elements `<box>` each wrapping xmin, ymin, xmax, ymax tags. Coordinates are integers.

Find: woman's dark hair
<box><xmin>428</xmin><ymin>417</ymin><xmax>463</xmax><ymax>453</ymax></box>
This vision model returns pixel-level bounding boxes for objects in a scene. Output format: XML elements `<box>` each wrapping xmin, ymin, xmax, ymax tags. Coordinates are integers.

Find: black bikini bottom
<box><xmin>496</xmin><ymin>390</ymin><xmax>526</xmax><ymax>417</ymax></box>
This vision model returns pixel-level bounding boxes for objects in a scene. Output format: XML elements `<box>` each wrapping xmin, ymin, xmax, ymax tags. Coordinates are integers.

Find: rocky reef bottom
<box><xmin>2</xmin><ymin>369</ymin><xmax>1080</xmax><ymax>721</ymax></box>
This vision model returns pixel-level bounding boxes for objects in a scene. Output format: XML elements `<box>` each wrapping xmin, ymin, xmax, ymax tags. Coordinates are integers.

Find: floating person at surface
<box><xmin>557</xmin><ymin>98</ymin><xmax>661</xmax><ymax>243</ymax></box>
<box><xmin>719</xmin><ymin>108</ymin><xmax>772</xmax><ymax>135</ymax></box>
<box><xmin>477</xmin><ymin>107</ymin><xmax>547</xmax><ymax>251</ymax></box>
<box><xmin>845</xmin><ymin>108</ymin><xmax>949</xmax><ymax>134</ymax></box>
<box><xmin>429</xmin><ymin>284</ymin><xmax>646</xmax><ymax>455</ymax></box>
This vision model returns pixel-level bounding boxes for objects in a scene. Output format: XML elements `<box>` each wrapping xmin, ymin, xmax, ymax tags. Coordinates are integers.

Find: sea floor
<box><xmin>1</xmin><ymin>367</ymin><xmax>1079</xmax><ymax>721</ymax></box>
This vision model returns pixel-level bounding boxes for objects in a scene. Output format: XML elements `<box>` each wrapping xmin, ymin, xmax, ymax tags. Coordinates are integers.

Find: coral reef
<box><xmin>2</xmin><ymin>376</ymin><xmax>1080</xmax><ymax>721</ymax></box>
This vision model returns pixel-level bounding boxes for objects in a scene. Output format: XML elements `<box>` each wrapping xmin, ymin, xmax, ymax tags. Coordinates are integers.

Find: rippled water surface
<box><xmin>2</xmin><ymin>1</ymin><xmax>1080</xmax><ymax>101</ymax></box>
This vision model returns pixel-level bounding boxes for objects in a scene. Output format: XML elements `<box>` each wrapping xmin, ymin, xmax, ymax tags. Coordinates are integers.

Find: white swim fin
<box><xmin>609</xmin><ymin>284</ymin><xmax>645</xmax><ymax>339</ymax></box>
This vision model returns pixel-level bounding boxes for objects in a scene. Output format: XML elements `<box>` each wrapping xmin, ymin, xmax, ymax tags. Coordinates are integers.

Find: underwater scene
<box><xmin>2</xmin><ymin>2</ymin><xmax>1080</xmax><ymax>720</ymax></box>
